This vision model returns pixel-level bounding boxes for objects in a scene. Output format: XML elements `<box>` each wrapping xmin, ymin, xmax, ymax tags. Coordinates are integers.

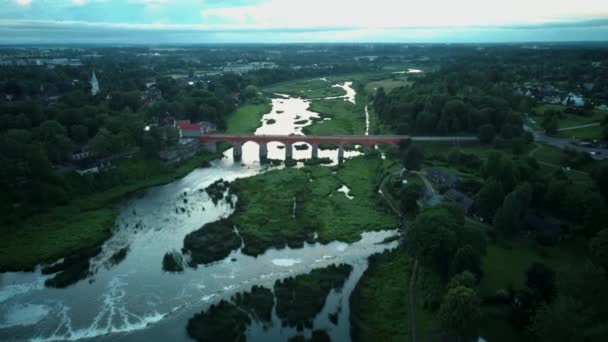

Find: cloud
<box><xmin>15</xmin><ymin>0</ymin><xmax>32</xmax><ymax>6</ymax></box>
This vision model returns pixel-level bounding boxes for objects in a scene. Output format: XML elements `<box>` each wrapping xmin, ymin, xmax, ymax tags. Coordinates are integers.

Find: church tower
<box><xmin>90</xmin><ymin>71</ymin><xmax>100</xmax><ymax>96</ymax></box>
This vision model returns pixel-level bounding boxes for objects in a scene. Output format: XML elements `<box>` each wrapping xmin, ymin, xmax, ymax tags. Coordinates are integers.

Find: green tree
<box><xmin>91</xmin><ymin>128</ymin><xmax>116</xmax><ymax>157</ymax></box>
<box><xmin>526</xmin><ymin>262</ymin><xmax>556</xmax><ymax>303</ymax></box>
<box><xmin>408</xmin><ymin>205</ymin><xmax>463</xmax><ymax>277</ymax></box>
<box><xmin>403</xmin><ymin>145</ymin><xmax>424</xmax><ymax>171</ymax></box>
<box><xmin>439</xmin><ymin>286</ymin><xmax>482</xmax><ymax>341</ymax></box>
<box><xmin>447</xmin><ymin>271</ymin><xmax>477</xmax><ymax>290</ymax></box>
<box><xmin>451</xmin><ymin>245</ymin><xmax>482</xmax><ymax>278</ymax></box>
<box><xmin>493</xmin><ymin>183</ymin><xmax>531</xmax><ymax>237</ymax></box>
<box><xmin>589</xmin><ymin>229</ymin><xmax>608</xmax><ymax>275</ymax></box>
<box><xmin>243</xmin><ymin>85</ymin><xmax>259</xmax><ymax>100</ymax></box>
<box><xmin>400</xmin><ymin>182</ymin><xmax>423</xmax><ymax>215</ymax></box>
<box><xmin>69</xmin><ymin>124</ymin><xmax>89</xmax><ymax>144</ymax></box>
<box><xmin>36</xmin><ymin>120</ymin><xmax>72</xmax><ymax>163</ymax></box>
<box><xmin>530</xmin><ymin>297</ymin><xmax>590</xmax><ymax>342</ymax></box>
<box><xmin>477</xmin><ymin>124</ymin><xmax>496</xmax><ymax>144</ymax></box>
<box><xmin>542</xmin><ymin>114</ymin><xmax>559</xmax><ymax>135</ymax></box>
<box><xmin>475</xmin><ymin>178</ymin><xmax>504</xmax><ymax>221</ymax></box>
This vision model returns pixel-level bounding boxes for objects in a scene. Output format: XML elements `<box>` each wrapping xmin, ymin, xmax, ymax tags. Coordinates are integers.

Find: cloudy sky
<box><xmin>1</xmin><ymin>0</ymin><xmax>608</xmax><ymax>43</ymax></box>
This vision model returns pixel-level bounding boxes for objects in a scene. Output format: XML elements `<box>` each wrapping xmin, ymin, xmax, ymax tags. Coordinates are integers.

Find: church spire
<box><xmin>90</xmin><ymin>71</ymin><xmax>100</xmax><ymax>96</ymax></box>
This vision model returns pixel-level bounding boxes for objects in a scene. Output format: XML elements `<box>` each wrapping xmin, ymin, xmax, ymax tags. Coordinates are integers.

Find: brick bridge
<box><xmin>200</xmin><ymin>134</ymin><xmax>410</xmax><ymax>160</ymax></box>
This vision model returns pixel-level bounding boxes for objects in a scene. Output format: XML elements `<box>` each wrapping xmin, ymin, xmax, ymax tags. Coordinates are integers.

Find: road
<box><xmin>558</xmin><ymin>122</ymin><xmax>600</xmax><ymax>131</ymax></box>
<box><xmin>524</xmin><ymin>124</ymin><xmax>608</xmax><ymax>160</ymax></box>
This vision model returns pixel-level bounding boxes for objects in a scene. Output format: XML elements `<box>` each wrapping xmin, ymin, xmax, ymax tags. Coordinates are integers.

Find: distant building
<box><xmin>90</xmin><ymin>71</ymin><xmax>100</xmax><ymax>96</ymax></box>
<box><xmin>174</xmin><ymin>120</ymin><xmax>202</xmax><ymax>138</ymax></box>
<box><xmin>443</xmin><ymin>189</ymin><xmax>474</xmax><ymax>214</ymax></box>
<box><xmin>562</xmin><ymin>92</ymin><xmax>585</xmax><ymax>107</ymax></box>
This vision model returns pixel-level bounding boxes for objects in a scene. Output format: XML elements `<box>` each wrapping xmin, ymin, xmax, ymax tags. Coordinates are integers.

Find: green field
<box><xmin>558</xmin><ymin>124</ymin><xmax>603</xmax><ymax>140</ymax></box>
<box><xmin>226</xmin><ymin>156</ymin><xmax>399</xmax><ymax>255</ymax></box>
<box><xmin>364</xmin><ymin>76</ymin><xmax>413</xmax><ymax>95</ymax></box>
<box><xmin>479</xmin><ymin>237</ymin><xmax>588</xmax><ymax>298</ymax></box>
<box><xmin>305</xmin><ymin>99</ymin><xmax>366</xmax><ymax>135</ymax></box>
<box><xmin>528</xmin><ymin>104</ymin><xmax>606</xmax><ymax>132</ymax></box>
<box><xmin>226</xmin><ymin>100</ymin><xmax>272</xmax><ymax>134</ymax></box>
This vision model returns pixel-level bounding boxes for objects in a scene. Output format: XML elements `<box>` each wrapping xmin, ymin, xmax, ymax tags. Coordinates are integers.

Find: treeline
<box><xmin>374</xmin><ymin>60</ymin><xmax>526</xmax><ymax>142</ymax></box>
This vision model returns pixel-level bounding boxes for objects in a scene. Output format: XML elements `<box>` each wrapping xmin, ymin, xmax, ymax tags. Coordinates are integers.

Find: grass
<box><xmin>558</xmin><ymin>124</ymin><xmax>603</xmax><ymax>140</ymax></box>
<box><xmin>364</xmin><ymin>76</ymin><xmax>413</xmax><ymax>95</ymax></box>
<box><xmin>305</xmin><ymin>99</ymin><xmax>366</xmax><ymax>135</ymax></box>
<box><xmin>263</xmin><ymin>78</ymin><xmax>346</xmax><ymax>99</ymax></box>
<box><xmin>479</xmin><ymin>236</ymin><xmax>588</xmax><ymax>298</ymax></box>
<box><xmin>528</xmin><ymin>104</ymin><xmax>606</xmax><ymax>131</ymax></box>
<box><xmin>0</xmin><ymin>152</ymin><xmax>221</xmax><ymax>271</ymax></box>
<box><xmin>228</xmin><ymin>156</ymin><xmax>399</xmax><ymax>256</ymax></box>
<box><xmin>226</xmin><ymin>100</ymin><xmax>272</xmax><ymax>134</ymax></box>
<box><xmin>350</xmin><ymin>248</ymin><xmax>436</xmax><ymax>342</ymax></box>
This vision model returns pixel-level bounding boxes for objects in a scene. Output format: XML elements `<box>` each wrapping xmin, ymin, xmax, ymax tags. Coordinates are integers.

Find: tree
<box><xmin>91</xmin><ymin>128</ymin><xmax>116</xmax><ymax>157</ymax></box>
<box><xmin>69</xmin><ymin>124</ymin><xmax>89</xmax><ymax>144</ymax></box>
<box><xmin>451</xmin><ymin>245</ymin><xmax>483</xmax><ymax>278</ymax></box>
<box><xmin>526</xmin><ymin>262</ymin><xmax>556</xmax><ymax>303</ymax></box>
<box><xmin>530</xmin><ymin>297</ymin><xmax>590</xmax><ymax>342</ymax></box>
<box><xmin>478</xmin><ymin>124</ymin><xmax>496</xmax><ymax>144</ymax></box>
<box><xmin>447</xmin><ymin>271</ymin><xmax>477</xmax><ymax>290</ymax></box>
<box><xmin>493</xmin><ymin>191</ymin><xmax>524</xmax><ymax>237</ymax></box>
<box><xmin>591</xmin><ymin>165</ymin><xmax>608</xmax><ymax>200</ymax></box>
<box><xmin>408</xmin><ymin>205</ymin><xmax>463</xmax><ymax>277</ymax></box>
<box><xmin>439</xmin><ymin>286</ymin><xmax>482</xmax><ymax>341</ymax></box>
<box><xmin>589</xmin><ymin>229</ymin><xmax>608</xmax><ymax>274</ymax></box>
<box><xmin>403</xmin><ymin>145</ymin><xmax>424</xmax><ymax>171</ymax></box>
<box><xmin>400</xmin><ymin>182</ymin><xmax>423</xmax><ymax>215</ymax></box>
<box><xmin>36</xmin><ymin>120</ymin><xmax>72</xmax><ymax>163</ymax></box>
<box><xmin>475</xmin><ymin>178</ymin><xmax>504</xmax><ymax>221</ymax></box>
<box><xmin>493</xmin><ymin>183</ymin><xmax>531</xmax><ymax>237</ymax></box>
<box><xmin>243</xmin><ymin>85</ymin><xmax>259</xmax><ymax>100</ymax></box>
<box><xmin>542</xmin><ymin>114</ymin><xmax>559</xmax><ymax>135</ymax></box>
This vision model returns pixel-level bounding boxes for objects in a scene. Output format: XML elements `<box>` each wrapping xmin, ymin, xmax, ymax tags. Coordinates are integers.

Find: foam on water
<box><xmin>0</xmin><ymin>304</ymin><xmax>50</xmax><ymax>329</ymax></box>
<box><xmin>271</xmin><ymin>258</ymin><xmax>302</xmax><ymax>267</ymax></box>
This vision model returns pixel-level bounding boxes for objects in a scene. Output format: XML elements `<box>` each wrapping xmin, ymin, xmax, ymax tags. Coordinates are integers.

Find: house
<box><xmin>443</xmin><ymin>189</ymin><xmax>474</xmax><ymax>214</ymax></box>
<box><xmin>525</xmin><ymin>213</ymin><xmax>562</xmax><ymax>246</ymax></box>
<box><xmin>426</xmin><ymin>168</ymin><xmax>460</xmax><ymax>189</ymax></box>
<box><xmin>562</xmin><ymin>93</ymin><xmax>585</xmax><ymax>107</ymax></box>
<box><xmin>174</xmin><ymin>120</ymin><xmax>202</xmax><ymax>138</ymax></box>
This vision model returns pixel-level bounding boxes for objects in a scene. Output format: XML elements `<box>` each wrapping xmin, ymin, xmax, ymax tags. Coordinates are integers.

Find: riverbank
<box><xmin>0</xmin><ymin>151</ymin><xmax>221</xmax><ymax>272</ymax></box>
<box><xmin>350</xmin><ymin>248</ymin><xmax>436</xmax><ymax>342</ymax></box>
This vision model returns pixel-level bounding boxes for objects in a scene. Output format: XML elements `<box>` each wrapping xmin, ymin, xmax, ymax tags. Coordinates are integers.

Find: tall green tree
<box><xmin>526</xmin><ymin>262</ymin><xmax>557</xmax><ymax>303</ymax></box>
<box><xmin>475</xmin><ymin>178</ymin><xmax>504</xmax><ymax>221</ymax></box>
<box><xmin>530</xmin><ymin>297</ymin><xmax>590</xmax><ymax>342</ymax></box>
<box><xmin>589</xmin><ymin>229</ymin><xmax>608</xmax><ymax>275</ymax></box>
<box><xmin>439</xmin><ymin>286</ymin><xmax>482</xmax><ymax>342</ymax></box>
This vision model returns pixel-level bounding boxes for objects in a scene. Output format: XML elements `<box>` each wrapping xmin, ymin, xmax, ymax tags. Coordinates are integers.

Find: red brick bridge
<box><xmin>200</xmin><ymin>134</ymin><xmax>410</xmax><ymax>160</ymax></box>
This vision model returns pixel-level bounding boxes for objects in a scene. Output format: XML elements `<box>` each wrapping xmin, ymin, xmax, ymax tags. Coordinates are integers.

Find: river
<box><xmin>0</xmin><ymin>81</ymin><xmax>398</xmax><ymax>341</ymax></box>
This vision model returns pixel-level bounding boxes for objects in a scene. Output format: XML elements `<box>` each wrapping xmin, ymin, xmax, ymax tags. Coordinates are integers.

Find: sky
<box><xmin>1</xmin><ymin>0</ymin><xmax>608</xmax><ymax>44</ymax></box>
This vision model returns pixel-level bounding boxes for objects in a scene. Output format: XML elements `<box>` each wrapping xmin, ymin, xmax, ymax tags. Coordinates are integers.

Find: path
<box><xmin>558</xmin><ymin>122</ymin><xmax>600</xmax><ymax>131</ymax></box>
<box><xmin>378</xmin><ymin>170</ymin><xmax>419</xmax><ymax>342</ymax></box>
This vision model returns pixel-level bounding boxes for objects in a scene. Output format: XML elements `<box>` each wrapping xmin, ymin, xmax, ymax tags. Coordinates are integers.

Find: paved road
<box><xmin>524</xmin><ymin>124</ymin><xmax>608</xmax><ymax>160</ymax></box>
<box><xmin>558</xmin><ymin>122</ymin><xmax>600</xmax><ymax>131</ymax></box>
